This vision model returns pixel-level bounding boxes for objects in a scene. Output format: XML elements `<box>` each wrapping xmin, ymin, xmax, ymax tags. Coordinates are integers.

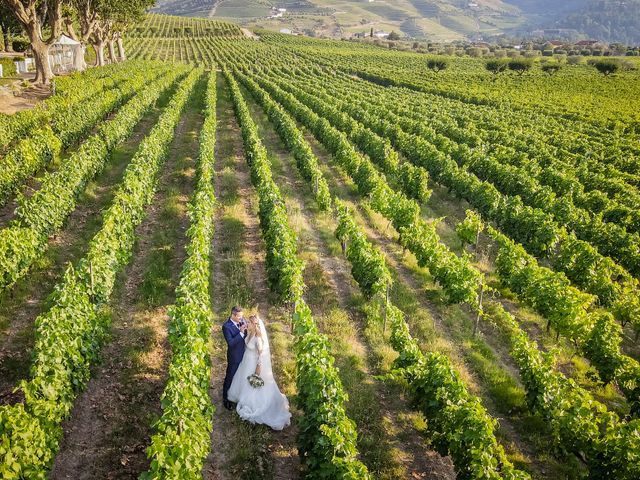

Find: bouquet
<box><xmin>247</xmin><ymin>373</ymin><xmax>264</xmax><ymax>388</ymax></box>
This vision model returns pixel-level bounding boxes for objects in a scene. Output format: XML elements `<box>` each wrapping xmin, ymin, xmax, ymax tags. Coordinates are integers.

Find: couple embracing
<box><xmin>222</xmin><ymin>306</ymin><xmax>291</xmax><ymax>430</ymax></box>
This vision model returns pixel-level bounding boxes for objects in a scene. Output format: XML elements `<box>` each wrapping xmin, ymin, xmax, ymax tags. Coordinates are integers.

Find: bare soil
<box><xmin>242</xmin><ymin>85</ymin><xmax>456</xmax><ymax>479</ymax></box>
<box><xmin>0</xmin><ymin>107</ymin><xmax>162</xmax><ymax>404</ymax></box>
<box><xmin>49</xmin><ymin>89</ymin><xmax>203</xmax><ymax>479</ymax></box>
<box><xmin>204</xmin><ymin>75</ymin><xmax>300</xmax><ymax>480</ymax></box>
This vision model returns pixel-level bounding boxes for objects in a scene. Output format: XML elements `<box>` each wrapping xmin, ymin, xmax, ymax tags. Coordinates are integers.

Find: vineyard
<box><xmin>1</xmin><ymin>12</ymin><xmax>640</xmax><ymax>480</ymax></box>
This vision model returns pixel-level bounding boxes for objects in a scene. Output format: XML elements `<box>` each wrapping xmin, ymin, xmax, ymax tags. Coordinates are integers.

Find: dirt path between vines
<box><xmin>307</xmin><ymin>131</ymin><xmax>555</xmax><ymax>478</ymax></box>
<box><xmin>204</xmin><ymin>75</ymin><xmax>299</xmax><ymax>480</ymax></box>
<box><xmin>242</xmin><ymin>85</ymin><xmax>456</xmax><ymax>479</ymax></box>
<box><xmin>0</xmin><ymin>107</ymin><xmax>163</xmax><ymax>405</ymax></box>
<box><xmin>49</xmin><ymin>85</ymin><xmax>204</xmax><ymax>479</ymax></box>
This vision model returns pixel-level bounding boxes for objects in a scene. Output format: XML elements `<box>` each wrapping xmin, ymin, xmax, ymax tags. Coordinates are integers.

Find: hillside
<box><xmin>151</xmin><ymin>0</ymin><xmax>640</xmax><ymax>43</ymax></box>
<box><xmin>555</xmin><ymin>0</ymin><xmax>640</xmax><ymax>45</ymax></box>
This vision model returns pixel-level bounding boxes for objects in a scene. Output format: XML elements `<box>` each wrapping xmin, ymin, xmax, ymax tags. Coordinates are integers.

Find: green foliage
<box><xmin>507</xmin><ymin>58</ymin><xmax>534</xmax><ymax>75</ymax></box>
<box><xmin>293</xmin><ymin>301</ymin><xmax>370</xmax><ymax>479</ymax></box>
<box><xmin>237</xmin><ymin>73</ymin><xmax>332</xmax><ymax>211</ymax></box>
<box><xmin>225</xmin><ymin>69</ymin><xmax>304</xmax><ymax>304</ymax></box>
<box><xmin>0</xmin><ymin>127</ymin><xmax>61</xmax><ymax>206</ymax></box>
<box><xmin>0</xmin><ymin>57</ymin><xmax>16</xmax><ymax>76</ymax></box>
<box><xmin>541</xmin><ymin>63</ymin><xmax>562</xmax><ymax>75</ymax></box>
<box><xmin>144</xmin><ymin>71</ymin><xmax>217</xmax><ymax>479</ymax></box>
<box><xmin>224</xmin><ymin>68</ymin><xmax>369</xmax><ymax>478</ymax></box>
<box><xmin>377</xmin><ymin>302</ymin><xmax>529</xmax><ymax>479</ymax></box>
<box><xmin>0</xmin><ymin>63</ymin><xmax>184</xmax><ymax>293</ymax></box>
<box><xmin>0</xmin><ymin>67</ymin><xmax>200</xmax><ymax>478</ymax></box>
<box><xmin>488</xmin><ymin>226</ymin><xmax>640</xmax><ymax>409</ymax></box>
<box><xmin>592</xmin><ymin>59</ymin><xmax>620</xmax><ymax>76</ymax></box>
<box><xmin>335</xmin><ymin>200</ymin><xmax>392</xmax><ymax>298</ymax></box>
<box><xmin>456</xmin><ymin>209</ymin><xmax>484</xmax><ymax>246</ymax></box>
<box><xmin>485</xmin><ymin>59</ymin><xmax>508</xmax><ymax>74</ymax></box>
<box><xmin>249</xmin><ymin>71</ymin><xmax>480</xmax><ymax>305</ymax></box>
<box><xmin>427</xmin><ymin>58</ymin><xmax>448</xmax><ymax>72</ymax></box>
<box><xmin>387</xmin><ymin>31</ymin><xmax>400</xmax><ymax>41</ymax></box>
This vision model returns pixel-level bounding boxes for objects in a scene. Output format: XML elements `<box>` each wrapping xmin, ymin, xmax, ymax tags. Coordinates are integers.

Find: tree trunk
<box><xmin>107</xmin><ymin>39</ymin><xmax>116</xmax><ymax>63</ymax></box>
<box><xmin>31</xmin><ymin>39</ymin><xmax>53</xmax><ymax>85</ymax></box>
<box><xmin>116</xmin><ymin>36</ymin><xmax>126</xmax><ymax>61</ymax></box>
<box><xmin>3</xmin><ymin>32</ymin><xmax>14</xmax><ymax>52</ymax></box>
<box><xmin>94</xmin><ymin>41</ymin><xmax>105</xmax><ymax>66</ymax></box>
<box><xmin>76</xmin><ymin>44</ymin><xmax>87</xmax><ymax>71</ymax></box>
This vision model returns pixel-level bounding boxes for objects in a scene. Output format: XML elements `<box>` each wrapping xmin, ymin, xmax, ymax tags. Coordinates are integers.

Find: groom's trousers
<box><xmin>223</xmin><ymin>361</ymin><xmax>241</xmax><ymax>401</ymax></box>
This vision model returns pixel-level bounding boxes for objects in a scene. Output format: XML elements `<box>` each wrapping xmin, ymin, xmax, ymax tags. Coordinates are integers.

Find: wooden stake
<box><xmin>383</xmin><ymin>285</ymin><xmax>390</xmax><ymax>334</ymax></box>
<box><xmin>473</xmin><ymin>282</ymin><xmax>484</xmax><ymax>337</ymax></box>
<box><xmin>89</xmin><ymin>261</ymin><xmax>94</xmax><ymax>295</ymax></box>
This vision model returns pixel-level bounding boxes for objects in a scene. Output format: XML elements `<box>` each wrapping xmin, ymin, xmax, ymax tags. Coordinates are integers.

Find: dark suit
<box><xmin>222</xmin><ymin>317</ymin><xmax>246</xmax><ymax>402</ymax></box>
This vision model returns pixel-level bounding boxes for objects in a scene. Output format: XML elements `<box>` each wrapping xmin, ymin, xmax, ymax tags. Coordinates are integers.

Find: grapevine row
<box><xmin>0</xmin><ymin>68</ymin><xmax>200</xmax><ymax>479</ymax></box>
<box><xmin>0</xmin><ymin>67</ymin><xmax>187</xmax><ymax>292</ymax></box>
<box><xmin>239</xmin><ymin>67</ymin><xmax>529</xmax><ymax>478</ymax></box>
<box><xmin>232</xmin><ymin>68</ymin><xmax>481</xmax><ymax>306</ymax></box>
<box><xmin>0</xmin><ymin>62</ymin><xmax>137</xmax><ymax>151</ymax></box>
<box><xmin>249</xmin><ymin>63</ymin><xmax>640</xmax><ymax>409</ymax></box>
<box><xmin>0</xmin><ymin>62</ymin><xmax>169</xmax><ymax>207</ymax></box>
<box><xmin>224</xmin><ymin>68</ymin><xmax>370</xmax><ymax>478</ymax></box>
<box><xmin>143</xmin><ymin>71</ymin><xmax>217</xmax><ymax>479</ymax></box>
<box><xmin>231</xmin><ymin>56</ymin><xmax>640</xmax><ymax>477</ymax></box>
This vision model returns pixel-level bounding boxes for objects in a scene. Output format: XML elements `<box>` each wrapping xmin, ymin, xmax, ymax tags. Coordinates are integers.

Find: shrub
<box><xmin>508</xmin><ymin>58</ymin><xmax>533</xmax><ymax>74</ymax></box>
<box><xmin>592</xmin><ymin>59</ymin><xmax>620</xmax><ymax>75</ymax></box>
<box><xmin>426</xmin><ymin>58</ymin><xmax>448</xmax><ymax>72</ymax></box>
<box><xmin>568</xmin><ymin>55</ymin><xmax>583</xmax><ymax>65</ymax></box>
<box><xmin>387</xmin><ymin>30</ymin><xmax>400</xmax><ymax>40</ymax></box>
<box><xmin>485</xmin><ymin>58</ymin><xmax>508</xmax><ymax>74</ymax></box>
<box><xmin>541</xmin><ymin>63</ymin><xmax>562</xmax><ymax>75</ymax></box>
<box><xmin>0</xmin><ymin>57</ymin><xmax>17</xmax><ymax>76</ymax></box>
<box><xmin>12</xmin><ymin>37</ymin><xmax>30</xmax><ymax>52</ymax></box>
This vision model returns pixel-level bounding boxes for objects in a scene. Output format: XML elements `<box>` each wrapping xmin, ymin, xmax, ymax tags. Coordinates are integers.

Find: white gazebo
<box><xmin>48</xmin><ymin>35</ymin><xmax>85</xmax><ymax>73</ymax></box>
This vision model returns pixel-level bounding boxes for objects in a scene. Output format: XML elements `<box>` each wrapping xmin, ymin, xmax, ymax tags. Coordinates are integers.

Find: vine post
<box><xmin>383</xmin><ymin>284</ymin><xmax>390</xmax><ymax>334</ymax></box>
<box><xmin>473</xmin><ymin>281</ymin><xmax>484</xmax><ymax>337</ymax></box>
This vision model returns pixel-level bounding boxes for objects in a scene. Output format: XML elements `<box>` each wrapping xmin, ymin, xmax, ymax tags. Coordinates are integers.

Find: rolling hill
<box><xmin>151</xmin><ymin>0</ymin><xmax>640</xmax><ymax>43</ymax></box>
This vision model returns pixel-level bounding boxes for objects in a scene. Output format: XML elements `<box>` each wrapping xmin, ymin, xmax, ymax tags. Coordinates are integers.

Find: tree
<box><xmin>113</xmin><ymin>0</ymin><xmax>154</xmax><ymax>60</ymax></box>
<box><xmin>507</xmin><ymin>58</ymin><xmax>533</xmax><ymax>75</ymax></box>
<box><xmin>0</xmin><ymin>3</ymin><xmax>22</xmax><ymax>52</ymax></box>
<box><xmin>369</xmin><ymin>27</ymin><xmax>373</xmax><ymax>38</ymax></box>
<box><xmin>541</xmin><ymin>63</ymin><xmax>562</xmax><ymax>75</ymax></box>
<box><xmin>63</xmin><ymin>0</ymin><xmax>102</xmax><ymax>70</ymax></box>
<box><xmin>387</xmin><ymin>30</ymin><xmax>400</xmax><ymax>41</ymax></box>
<box><xmin>485</xmin><ymin>59</ymin><xmax>507</xmax><ymax>75</ymax></box>
<box><xmin>88</xmin><ymin>0</ymin><xmax>153</xmax><ymax>66</ymax></box>
<box><xmin>427</xmin><ymin>58</ymin><xmax>448</xmax><ymax>72</ymax></box>
<box><xmin>593</xmin><ymin>59</ymin><xmax>620</xmax><ymax>76</ymax></box>
<box><xmin>1</xmin><ymin>0</ymin><xmax>65</xmax><ymax>84</ymax></box>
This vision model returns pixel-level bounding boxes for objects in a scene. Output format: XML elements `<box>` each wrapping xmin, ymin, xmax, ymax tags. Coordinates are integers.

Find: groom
<box><xmin>222</xmin><ymin>305</ymin><xmax>247</xmax><ymax>410</ymax></box>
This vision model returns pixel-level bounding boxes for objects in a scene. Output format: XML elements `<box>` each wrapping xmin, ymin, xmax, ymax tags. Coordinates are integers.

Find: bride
<box><xmin>227</xmin><ymin>314</ymin><xmax>291</xmax><ymax>430</ymax></box>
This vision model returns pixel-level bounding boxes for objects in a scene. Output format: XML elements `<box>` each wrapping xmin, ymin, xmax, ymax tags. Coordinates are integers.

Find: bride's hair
<box><xmin>248</xmin><ymin>315</ymin><xmax>262</xmax><ymax>336</ymax></box>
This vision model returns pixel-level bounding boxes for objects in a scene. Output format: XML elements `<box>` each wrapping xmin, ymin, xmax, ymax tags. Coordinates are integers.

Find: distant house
<box><xmin>352</xmin><ymin>32</ymin><xmax>367</xmax><ymax>39</ymax></box>
<box><xmin>279</xmin><ymin>28</ymin><xmax>293</xmax><ymax>34</ymax></box>
<box><xmin>373</xmin><ymin>30</ymin><xmax>389</xmax><ymax>38</ymax></box>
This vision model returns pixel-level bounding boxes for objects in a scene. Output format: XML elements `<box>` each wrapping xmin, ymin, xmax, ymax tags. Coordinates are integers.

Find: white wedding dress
<box><xmin>227</xmin><ymin>318</ymin><xmax>291</xmax><ymax>430</ymax></box>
